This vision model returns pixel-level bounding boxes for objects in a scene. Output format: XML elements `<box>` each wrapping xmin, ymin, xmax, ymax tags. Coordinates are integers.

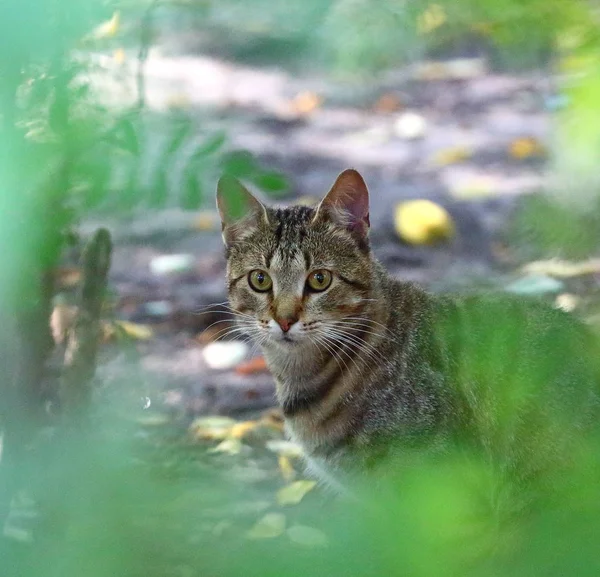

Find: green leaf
<box><xmin>81</xmin><ymin>156</ymin><xmax>112</xmax><ymax>210</ymax></box>
<box><xmin>190</xmin><ymin>131</ymin><xmax>226</xmax><ymax>161</ymax></box>
<box><xmin>180</xmin><ymin>167</ymin><xmax>203</xmax><ymax>210</ymax></box>
<box><xmin>251</xmin><ymin>171</ymin><xmax>289</xmax><ymax>196</ymax></box>
<box><xmin>148</xmin><ymin>168</ymin><xmax>169</xmax><ymax>209</ymax></box>
<box><xmin>110</xmin><ymin>117</ymin><xmax>139</xmax><ymax>156</ymax></box>
<box><xmin>163</xmin><ymin>114</ymin><xmax>193</xmax><ymax>161</ymax></box>
<box><xmin>220</xmin><ymin>150</ymin><xmax>257</xmax><ymax>178</ymax></box>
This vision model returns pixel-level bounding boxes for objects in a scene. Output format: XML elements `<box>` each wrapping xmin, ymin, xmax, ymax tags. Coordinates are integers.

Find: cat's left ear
<box><xmin>216</xmin><ymin>175</ymin><xmax>268</xmax><ymax>246</ymax></box>
<box><xmin>315</xmin><ymin>169</ymin><xmax>370</xmax><ymax>237</ymax></box>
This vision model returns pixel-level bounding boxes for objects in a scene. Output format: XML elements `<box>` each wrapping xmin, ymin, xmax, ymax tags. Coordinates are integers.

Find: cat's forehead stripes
<box><xmin>265</xmin><ymin>205</ymin><xmax>316</xmax><ymax>267</ymax></box>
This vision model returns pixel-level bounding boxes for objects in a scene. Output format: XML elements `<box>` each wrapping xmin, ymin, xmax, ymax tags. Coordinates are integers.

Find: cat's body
<box><xmin>216</xmin><ymin>170</ymin><xmax>599</xmax><ymax>487</ymax></box>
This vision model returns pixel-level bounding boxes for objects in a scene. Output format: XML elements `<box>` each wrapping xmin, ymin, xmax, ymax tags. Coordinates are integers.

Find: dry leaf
<box><xmin>434</xmin><ymin>146</ymin><xmax>471</xmax><ymax>166</ymax></box>
<box><xmin>287</xmin><ymin>525</ymin><xmax>329</xmax><ymax>548</ymax></box>
<box><xmin>229</xmin><ymin>421</ymin><xmax>259</xmax><ymax>439</ymax></box>
<box><xmin>276</xmin><ymin>480</ymin><xmax>317</xmax><ymax>506</ymax></box>
<box><xmin>209</xmin><ymin>438</ymin><xmax>243</xmax><ymax>455</ymax></box>
<box><xmin>394</xmin><ymin>200</ymin><xmax>454</xmax><ymax>245</ymax></box>
<box><xmin>522</xmin><ymin>258</ymin><xmax>600</xmax><ymax>278</ymax></box>
<box><xmin>374</xmin><ymin>93</ymin><xmax>403</xmax><ymax>113</ymax></box>
<box><xmin>245</xmin><ymin>513</ymin><xmax>286</xmax><ymax>540</ymax></box>
<box><xmin>417</xmin><ymin>4</ymin><xmax>446</xmax><ymax>34</ymax></box>
<box><xmin>509</xmin><ymin>137</ymin><xmax>543</xmax><ymax>159</ymax></box>
<box><xmin>555</xmin><ymin>293</ymin><xmax>579</xmax><ymax>313</ymax></box>
<box><xmin>50</xmin><ymin>303</ymin><xmax>77</xmax><ymax>345</ymax></box>
<box><xmin>195</xmin><ymin>211</ymin><xmax>219</xmax><ymax>231</ymax></box>
<box><xmin>266</xmin><ymin>440</ymin><xmax>304</xmax><ymax>459</ymax></box>
<box><xmin>235</xmin><ymin>356</ymin><xmax>269</xmax><ymax>375</ymax></box>
<box><xmin>289</xmin><ymin>92</ymin><xmax>322</xmax><ymax>116</ymax></box>
<box><xmin>278</xmin><ymin>455</ymin><xmax>296</xmax><ymax>482</ymax></box>
<box><xmin>92</xmin><ymin>11</ymin><xmax>120</xmax><ymax>39</ymax></box>
<box><xmin>114</xmin><ymin>48</ymin><xmax>126</xmax><ymax>64</ymax></box>
<box><xmin>114</xmin><ymin>320</ymin><xmax>154</xmax><ymax>340</ymax></box>
<box><xmin>190</xmin><ymin>416</ymin><xmax>237</xmax><ymax>440</ymax></box>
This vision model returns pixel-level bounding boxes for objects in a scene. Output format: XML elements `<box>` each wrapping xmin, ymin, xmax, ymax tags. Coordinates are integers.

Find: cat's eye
<box><xmin>306</xmin><ymin>269</ymin><xmax>332</xmax><ymax>292</ymax></box>
<box><xmin>248</xmin><ymin>270</ymin><xmax>273</xmax><ymax>292</ymax></box>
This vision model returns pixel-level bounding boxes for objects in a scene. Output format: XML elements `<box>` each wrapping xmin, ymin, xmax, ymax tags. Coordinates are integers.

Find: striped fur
<box><xmin>217</xmin><ymin>170</ymin><xmax>599</xmax><ymax>485</ymax></box>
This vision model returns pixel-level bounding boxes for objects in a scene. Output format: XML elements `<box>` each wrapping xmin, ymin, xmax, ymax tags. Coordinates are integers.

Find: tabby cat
<box><xmin>216</xmin><ymin>169</ymin><xmax>599</xmax><ymax>488</ymax></box>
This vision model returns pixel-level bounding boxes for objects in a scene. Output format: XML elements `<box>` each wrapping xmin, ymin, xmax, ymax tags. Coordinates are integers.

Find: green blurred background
<box><xmin>1</xmin><ymin>0</ymin><xmax>600</xmax><ymax>575</ymax></box>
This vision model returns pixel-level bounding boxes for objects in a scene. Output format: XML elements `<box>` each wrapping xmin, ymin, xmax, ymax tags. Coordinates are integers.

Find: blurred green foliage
<box><xmin>2</xmin><ymin>1</ymin><xmax>600</xmax><ymax>576</ymax></box>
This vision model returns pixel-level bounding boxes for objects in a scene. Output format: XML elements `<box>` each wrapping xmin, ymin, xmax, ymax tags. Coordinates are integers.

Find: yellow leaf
<box><xmin>190</xmin><ymin>416</ymin><xmax>237</xmax><ymax>440</ymax></box>
<box><xmin>522</xmin><ymin>258</ymin><xmax>600</xmax><ymax>278</ymax></box>
<box><xmin>195</xmin><ymin>211</ymin><xmax>219</xmax><ymax>231</ymax></box>
<box><xmin>509</xmin><ymin>137</ymin><xmax>543</xmax><ymax>159</ymax></box>
<box><xmin>114</xmin><ymin>48</ymin><xmax>126</xmax><ymax>64</ymax></box>
<box><xmin>276</xmin><ymin>480</ymin><xmax>317</xmax><ymax>506</ymax></box>
<box><xmin>417</xmin><ymin>4</ymin><xmax>446</xmax><ymax>34</ymax></box>
<box><xmin>278</xmin><ymin>455</ymin><xmax>296</xmax><ymax>482</ymax></box>
<box><xmin>229</xmin><ymin>421</ymin><xmax>259</xmax><ymax>439</ymax></box>
<box><xmin>287</xmin><ymin>525</ymin><xmax>329</xmax><ymax>548</ymax></box>
<box><xmin>114</xmin><ymin>320</ymin><xmax>153</xmax><ymax>340</ymax></box>
<box><xmin>434</xmin><ymin>146</ymin><xmax>471</xmax><ymax>166</ymax></box>
<box><xmin>245</xmin><ymin>513</ymin><xmax>286</xmax><ymax>540</ymax></box>
<box><xmin>394</xmin><ymin>200</ymin><xmax>454</xmax><ymax>245</ymax></box>
<box><xmin>289</xmin><ymin>92</ymin><xmax>322</xmax><ymax>116</ymax></box>
<box><xmin>209</xmin><ymin>438</ymin><xmax>243</xmax><ymax>455</ymax></box>
<box><xmin>266</xmin><ymin>440</ymin><xmax>304</xmax><ymax>459</ymax></box>
<box><xmin>92</xmin><ymin>11</ymin><xmax>120</xmax><ymax>39</ymax></box>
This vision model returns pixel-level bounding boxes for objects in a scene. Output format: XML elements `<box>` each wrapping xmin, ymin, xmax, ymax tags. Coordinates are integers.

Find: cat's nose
<box><xmin>276</xmin><ymin>317</ymin><xmax>297</xmax><ymax>333</ymax></box>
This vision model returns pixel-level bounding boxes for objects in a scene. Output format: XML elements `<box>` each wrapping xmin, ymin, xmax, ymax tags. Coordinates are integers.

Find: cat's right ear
<box><xmin>216</xmin><ymin>175</ymin><xmax>268</xmax><ymax>246</ymax></box>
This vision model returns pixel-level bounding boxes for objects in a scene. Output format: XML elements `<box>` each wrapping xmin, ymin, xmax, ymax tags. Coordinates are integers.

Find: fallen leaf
<box><xmin>394</xmin><ymin>200</ymin><xmax>454</xmax><ymax>245</ymax></box>
<box><xmin>555</xmin><ymin>293</ymin><xmax>579</xmax><ymax>313</ymax></box>
<box><xmin>190</xmin><ymin>416</ymin><xmax>237</xmax><ymax>440</ymax></box>
<box><xmin>91</xmin><ymin>11</ymin><xmax>120</xmax><ymax>39</ymax></box>
<box><xmin>209</xmin><ymin>438</ymin><xmax>243</xmax><ymax>455</ymax></box>
<box><xmin>287</xmin><ymin>525</ymin><xmax>329</xmax><ymax>548</ymax></box>
<box><xmin>289</xmin><ymin>91</ymin><xmax>322</xmax><ymax>116</ymax></box>
<box><xmin>114</xmin><ymin>320</ymin><xmax>153</xmax><ymax>340</ymax></box>
<box><xmin>229</xmin><ymin>421</ymin><xmax>259</xmax><ymax>439</ymax></box>
<box><xmin>195</xmin><ymin>211</ymin><xmax>219</xmax><ymax>231</ymax></box>
<box><xmin>417</xmin><ymin>4</ymin><xmax>446</xmax><ymax>34</ymax></box>
<box><xmin>415</xmin><ymin>58</ymin><xmax>487</xmax><ymax>81</ymax></box>
<box><xmin>434</xmin><ymin>146</ymin><xmax>472</xmax><ymax>166</ymax></box>
<box><xmin>114</xmin><ymin>48</ymin><xmax>126</xmax><ymax>64</ymax></box>
<box><xmin>235</xmin><ymin>356</ymin><xmax>269</xmax><ymax>375</ymax></box>
<box><xmin>450</xmin><ymin>176</ymin><xmax>496</xmax><ymax>199</ymax></box>
<box><xmin>266</xmin><ymin>440</ymin><xmax>304</xmax><ymax>459</ymax></box>
<box><xmin>509</xmin><ymin>137</ymin><xmax>544</xmax><ymax>159</ymax></box>
<box><xmin>374</xmin><ymin>93</ymin><xmax>403</xmax><ymax>113</ymax></box>
<box><xmin>278</xmin><ymin>455</ymin><xmax>296</xmax><ymax>482</ymax></box>
<box><xmin>245</xmin><ymin>513</ymin><xmax>286</xmax><ymax>540</ymax></box>
<box><xmin>521</xmin><ymin>258</ymin><xmax>600</xmax><ymax>278</ymax></box>
<box><xmin>276</xmin><ymin>480</ymin><xmax>317</xmax><ymax>506</ymax></box>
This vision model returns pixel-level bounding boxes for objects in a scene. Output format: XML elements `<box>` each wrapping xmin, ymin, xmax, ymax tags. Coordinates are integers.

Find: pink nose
<box><xmin>276</xmin><ymin>317</ymin><xmax>296</xmax><ymax>333</ymax></box>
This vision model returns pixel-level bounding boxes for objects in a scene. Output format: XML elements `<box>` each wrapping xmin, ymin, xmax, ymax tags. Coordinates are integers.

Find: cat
<box><xmin>216</xmin><ymin>169</ymin><xmax>599</xmax><ymax>489</ymax></box>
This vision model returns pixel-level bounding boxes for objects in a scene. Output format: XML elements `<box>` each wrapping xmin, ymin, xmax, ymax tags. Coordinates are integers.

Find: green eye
<box><xmin>248</xmin><ymin>270</ymin><xmax>272</xmax><ymax>292</ymax></box>
<box><xmin>307</xmin><ymin>269</ymin><xmax>332</xmax><ymax>292</ymax></box>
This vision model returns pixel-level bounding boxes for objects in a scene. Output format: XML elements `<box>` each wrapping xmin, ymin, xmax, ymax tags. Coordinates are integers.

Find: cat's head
<box><xmin>216</xmin><ymin>169</ymin><xmax>374</xmax><ymax>349</ymax></box>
